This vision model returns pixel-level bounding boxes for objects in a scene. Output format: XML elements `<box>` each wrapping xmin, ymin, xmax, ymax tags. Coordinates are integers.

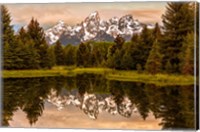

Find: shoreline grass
<box><xmin>106</xmin><ymin>71</ymin><xmax>194</xmax><ymax>86</ymax></box>
<box><xmin>1</xmin><ymin>67</ymin><xmax>195</xmax><ymax>86</ymax></box>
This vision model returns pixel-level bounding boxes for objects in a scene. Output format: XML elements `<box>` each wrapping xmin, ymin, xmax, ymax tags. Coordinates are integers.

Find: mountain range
<box><xmin>45</xmin><ymin>11</ymin><xmax>155</xmax><ymax>45</ymax></box>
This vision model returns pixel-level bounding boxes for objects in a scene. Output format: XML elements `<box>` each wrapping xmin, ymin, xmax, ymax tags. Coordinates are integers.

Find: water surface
<box><xmin>2</xmin><ymin>74</ymin><xmax>195</xmax><ymax>130</ymax></box>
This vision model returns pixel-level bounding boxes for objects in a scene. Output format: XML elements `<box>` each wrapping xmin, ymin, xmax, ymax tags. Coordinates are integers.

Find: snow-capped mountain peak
<box><xmin>45</xmin><ymin>20</ymin><xmax>67</xmax><ymax>44</ymax></box>
<box><xmin>81</xmin><ymin>11</ymin><xmax>101</xmax><ymax>41</ymax></box>
<box><xmin>45</xmin><ymin>11</ymin><xmax>154</xmax><ymax>45</ymax></box>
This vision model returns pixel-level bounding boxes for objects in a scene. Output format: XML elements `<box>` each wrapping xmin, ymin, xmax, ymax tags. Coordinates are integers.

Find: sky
<box><xmin>5</xmin><ymin>2</ymin><xmax>167</xmax><ymax>31</ymax></box>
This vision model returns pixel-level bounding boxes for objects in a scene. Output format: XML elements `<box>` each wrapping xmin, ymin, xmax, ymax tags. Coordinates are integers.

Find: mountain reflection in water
<box><xmin>2</xmin><ymin>74</ymin><xmax>195</xmax><ymax>130</ymax></box>
<box><xmin>47</xmin><ymin>89</ymin><xmax>137</xmax><ymax>119</ymax></box>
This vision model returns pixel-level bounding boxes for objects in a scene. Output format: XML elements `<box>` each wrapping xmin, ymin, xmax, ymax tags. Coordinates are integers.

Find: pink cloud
<box><xmin>6</xmin><ymin>3</ymin><xmax>166</xmax><ymax>27</ymax></box>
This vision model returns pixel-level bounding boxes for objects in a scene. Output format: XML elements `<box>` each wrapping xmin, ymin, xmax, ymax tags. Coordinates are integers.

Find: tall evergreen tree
<box><xmin>48</xmin><ymin>46</ymin><xmax>56</xmax><ymax>68</ymax></box>
<box><xmin>64</xmin><ymin>44</ymin><xmax>77</xmax><ymax>66</ymax></box>
<box><xmin>145</xmin><ymin>40</ymin><xmax>163</xmax><ymax>74</ymax></box>
<box><xmin>180</xmin><ymin>32</ymin><xmax>194</xmax><ymax>75</ymax></box>
<box><xmin>1</xmin><ymin>5</ymin><xmax>16</xmax><ymax>69</ymax></box>
<box><xmin>18</xmin><ymin>27</ymin><xmax>27</xmax><ymax>43</ymax></box>
<box><xmin>152</xmin><ymin>23</ymin><xmax>161</xmax><ymax>40</ymax></box>
<box><xmin>107</xmin><ymin>35</ymin><xmax>125</xmax><ymax>69</ymax></box>
<box><xmin>137</xmin><ymin>25</ymin><xmax>154</xmax><ymax>70</ymax></box>
<box><xmin>25</xmin><ymin>42</ymin><xmax>40</xmax><ymax>69</ymax></box>
<box><xmin>3</xmin><ymin>42</ymin><xmax>14</xmax><ymax>69</ymax></box>
<box><xmin>106</xmin><ymin>53</ymin><xmax>115</xmax><ymax>68</ymax></box>
<box><xmin>27</xmin><ymin>18</ymin><xmax>51</xmax><ymax>69</ymax></box>
<box><xmin>161</xmin><ymin>2</ymin><xmax>194</xmax><ymax>73</ymax></box>
<box><xmin>76</xmin><ymin>42</ymin><xmax>91</xmax><ymax>67</ymax></box>
<box><xmin>121</xmin><ymin>50</ymin><xmax>133</xmax><ymax>70</ymax></box>
<box><xmin>145</xmin><ymin>23</ymin><xmax>162</xmax><ymax>74</ymax></box>
<box><xmin>114</xmin><ymin>35</ymin><xmax>125</xmax><ymax>49</ymax></box>
<box><xmin>129</xmin><ymin>34</ymin><xmax>141</xmax><ymax>70</ymax></box>
<box><xmin>17</xmin><ymin>27</ymin><xmax>40</xmax><ymax>69</ymax></box>
<box><xmin>27</xmin><ymin>18</ymin><xmax>46</xmax><ymax>49</ymax></box>
<box><xmin>1</xmin><ymin>5</ymin><xmax>15</xmax><ymax>46</ymax></box>
<box><xmin>54</xmin><ymin>40</ymin><xmax>65</xmax><ymax>66</ymax></box>
<box><xmin>77</xmin><ymin>43</ymin><xmax>85</xmax><ymax>67</ymax></box>
<box><xmin>108</xmin><ymin>35</ymin><xmax>125</xmax><ymax>57</ymax></box>
<box><xmin>131</xmin><ymin>34</ymin><xmax>139</xmax><ymax>43</ymax></box>
<box><xmin>112</xmin><ymin>49</ymin><xmax>123</xmax><ymax>69</ymax></box>
<box><xmin>90</xmin><ymin>47</ymin><xmax>101</xmax><ymax>67</ymax></box>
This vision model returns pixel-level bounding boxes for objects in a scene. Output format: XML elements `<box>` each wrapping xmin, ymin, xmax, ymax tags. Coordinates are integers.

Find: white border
<box><xmin>0</xmin><ymin>0</ymin><xmax>199</xmax><ymax>132</ymax></box>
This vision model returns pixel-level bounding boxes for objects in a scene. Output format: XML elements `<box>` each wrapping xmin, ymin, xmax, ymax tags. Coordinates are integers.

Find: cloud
<box><xmin>7</xmin><ymin>4</ymin><xmax>75</xmax><ymax>25</ymax></box>
<box><xmin>5</xmin><ymin>2</ymin><xmax>166</xmax><ymax>28</ymax></box>
<box><xmin>127</xmin><ymin>9</ymin><xmax>165</xmax><ymax>24</ymax></box>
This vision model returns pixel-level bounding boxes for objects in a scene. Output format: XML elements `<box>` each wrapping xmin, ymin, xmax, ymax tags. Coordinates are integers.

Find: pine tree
<box><xmin>18</xmin><ymin>27</ymin><xmax>28</xmax><ymax>43</ymax></box>
<box><xmin>76</xmin><ymin>42</ymin><xmax>91</xmax><ymax>67</ymax></box>
<box><xmin>152</xmin><ymin>23</ymin><xmax>161</xmax><ymax>40</ymax></box>
<box><xmin>108</xmin><ymin>35</ymin><xmax>125</xmax><ymax>57</ymax></box>
<box><xmin>27</xmin><ymin>18</ymin><xmax>51</xmax><ymax>69</ymax></box>
<box><xmin>54</xmin><ymin>40</ymin><xmax>65</xmax><ymax>66</ymax></box>
<box><xmin>1</xmin><ymin>5</ymin><xmax>16</xmax><ymax>69</ymax></box>
<box><xmin>181</xmin><ymin>32</ymin><xmax>194</xmax><ymax>75</ymax></box>
<box><xmin>145</xmin><ymin>23</ymin><xmax>162</xmax><ymax>74</ymax></box>
<box><xmin>1</xmin><ymin>5</ymin><xmax>15</xmax><ymax>46</ymax></box>
<box><xmin>131</xmin><ymin>34</ymin><xmax>139</xmax><ymax>43</ymax></box>
<box><xmin>137</xmin><ymin>25</ymin><xmax>154</xmax><ymax>70</ymax></box>
<box><xmin>129</xmin><ymin>34</ymin><xmax>141</xmax><ymax>70</ymax></box>
<box><xmin>41</xmin><ymin>42</ymin><xmax>52</xmax><ymax>69</ymax></box>
<box><xmin>121</xmin><ymin>51</ymin><xmax>133</xmax><ymax>70</ymax></box>
<box><xmin>106</xmin><ymin>53</ymin><xmax>115</xmax><ymax>68</ymax></box>
<box><xmin>107</xmin><ymin>35</ymin><xmax>125</xmax><ymax>69</ymax></box>
<box><xmin>114</xmin><ymin>35</ymin><xmax>125</xmax><ymax>49</ymax></box>
<box><xmin>145</xmin><ymin>40</ymin><xmax>162</xmax><ymax>74</ymax></box>
<box><xmin>17</xmin><ymin>27</ymin><xmax>40</xmax><ymax>69</ymax></box>
<box><xmin>64</xmin><ymin>44</ymin><xmax>77</xmax><ymax>66</ymax></box>
<box><xmin>12</xmin><ymin>39</ymin><xmax>26</xmax><ymax>69</ymax></box>
<box><xmin>48</xmin><ymin>46</ymin><xmax>56</xmax><ymax>68</ymax></box>
<box><xmin>161</xmin><ymin>2</ymin><xmax>194</xmax><ymax>73</ymax></box>
<box><xmin>77</xmin><ymin>43</ymin><xmax>85</xmax><ymax>67</ymax></box>
<box><xmin>3</xmin><ymin>42</ymin><xmax>11</xmax><ymax>69</ymax></box>
<box><xmin>27</xmin><ymin>18</ymin><xmax>46</xmax><ymax>49</ymax></box>
<box><xmin>113</xmin><ymin>49</ymin><xmax>122</xmax><ymax>69</ymax></box>
<box><xmin>90</xmin><ymin>50</ymin><xmax>97</xmax><ymax>67</ymax></box>
<box><xmin>25</xmin><ymin>42</ymin><xmax>40</xmax><ymax>69</ymax></box>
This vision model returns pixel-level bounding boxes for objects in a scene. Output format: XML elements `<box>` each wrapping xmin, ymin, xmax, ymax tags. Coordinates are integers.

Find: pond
<box><xmin>2</xmin><ymin>74</ymin><xmax>196</xmax><ymax>130</ymax></box>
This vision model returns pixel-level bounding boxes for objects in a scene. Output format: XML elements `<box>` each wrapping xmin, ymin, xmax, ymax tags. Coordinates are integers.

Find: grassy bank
<box><xmin>106</xmin><ymin>70</ymin><xmax>194</xmax><ymax>86</ymax></box>
<box><xmin>2</xmin><ymin>67</ymin><xmax>195</xmax><ymax>86</ymax></box>
<box><xmin>1</xmin><ymin>67</ymin><xmax>112</xmax><ymax>78</ymax></box>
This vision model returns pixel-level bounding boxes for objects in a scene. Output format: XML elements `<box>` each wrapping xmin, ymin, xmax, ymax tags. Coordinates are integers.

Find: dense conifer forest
<box><xmin>1</xmin><ymin>2</ymin><xmax>199</xmax><ymax>75</ymax></box>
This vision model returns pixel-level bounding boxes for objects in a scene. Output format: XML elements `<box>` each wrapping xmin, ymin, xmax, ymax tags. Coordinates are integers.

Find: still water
<box><xmin>2</xmin><ymin>74</ymin><xmax>195</xmax><ymax>130</ymax></box>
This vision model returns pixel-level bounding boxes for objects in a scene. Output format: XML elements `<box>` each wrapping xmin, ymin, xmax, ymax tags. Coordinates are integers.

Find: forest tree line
<box><xmin>2</xmin><ymin>2</ymin><xmax>199</xmax><ymax>75</ymax></box>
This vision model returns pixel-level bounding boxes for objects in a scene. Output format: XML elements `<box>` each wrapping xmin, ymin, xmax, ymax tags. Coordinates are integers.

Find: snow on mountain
<box><xmin>45</xmin><ymin>20</ymin><xmax>67</xmax><ymax>44</ymax></box>
<box><xmin>82</xmin><ymin>11</ymin><xmax>100</xmax><ymax>41</ymax></box>
<box><xmin>45</xmin><ymin>11</ymin><xmax>155</xmax><ymax>45</ymax></box>
<box><xmin>118</xmin><ymin>15</ymin><xmax>134</xmax><ymax>34</ymax></box>
<box><xmin>99</xmin><ymin>20</ymin><xmax>109</xmax><ymax>31</ymax></box>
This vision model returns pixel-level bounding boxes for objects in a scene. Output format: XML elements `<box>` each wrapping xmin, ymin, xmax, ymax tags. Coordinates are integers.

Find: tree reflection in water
<box><xmin>2</xmin><ymin>74</ymin><xmax>195</xmax><ymax>129</ymax></box>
